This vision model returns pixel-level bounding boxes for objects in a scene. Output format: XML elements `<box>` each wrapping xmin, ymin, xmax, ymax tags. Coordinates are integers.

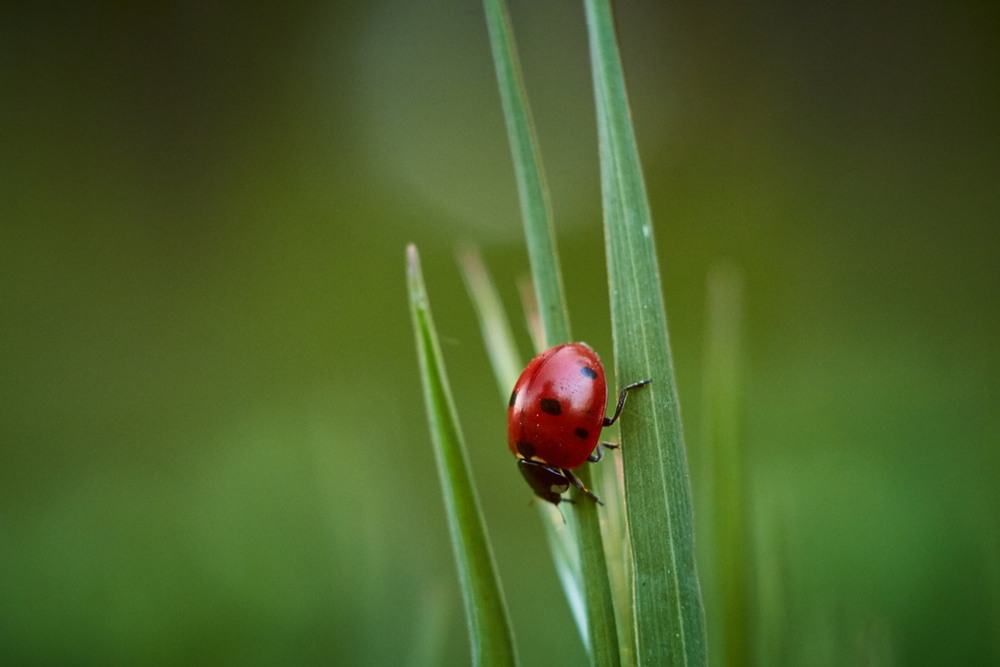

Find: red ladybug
<box><xmin>507</xmin><ymin>342</ymin><xmax>651</xmax><ymax>505</ymax></box>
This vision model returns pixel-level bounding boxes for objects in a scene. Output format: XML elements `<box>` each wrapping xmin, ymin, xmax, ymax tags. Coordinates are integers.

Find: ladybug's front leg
<box><xmin>603</xmin><ymin>378</ymin><xmax>652</xmax><ymax>427</ymax></box>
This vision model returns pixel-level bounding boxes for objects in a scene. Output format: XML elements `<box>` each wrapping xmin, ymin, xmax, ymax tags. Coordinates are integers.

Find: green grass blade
<box><xmin>595</xmin><ymin>454</ymin><xmax>637</xmax><ymax>667</ymax></box>
<box><xmin>583</xmin><ymin>0</ymin><xmax>709</xmax><ymax>664</ymax></box>
<box><xmin>481</xmin><ymin>1</ymin><xmax>623</xmax><ymax>663</ymax></box>
<box><xmin>700</xmin><ymin>264</ymin><xmax>750</xmax><ymax>665</ymax></box>
<box><xmin>567</xmin><ymin>482</ymin><xmax>623</xmax><ymax>666</ymax></box>
<box><xmin>516</xmin><ymin>277</ymin><xmax>545</xmax><ymax>353</ymax></box>
<box><xmin>480</xmin><ymin>0</ymin><xmax>569</xmax><ymax>348</ymax></box>
<box><xmin>407</xmin><ymin>244</ymin><xmax>518</xmax><ymax>667</ymax></box>
<box><xmin>457</xmin><ymin>247</ymin><xmax>588</xmax><ymax>641</ymax></box>
<box><xmin>457</xmin><ymin>247</ymin><xmax>523</xmax><ymax>394</ymax></box>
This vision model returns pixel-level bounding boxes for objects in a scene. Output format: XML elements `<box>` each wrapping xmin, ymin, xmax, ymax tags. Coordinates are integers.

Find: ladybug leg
<box><xmin>587</xmin><ymin>441</ymin><xmax>619</xmax><ymax>463</ymax></box>
<box><xmin>561</xmin><ymin>468</ymin><xmax>604</xmax><ymax>505</ymax></box>
<box><xmin>603</xmin><ymin>378</ymin><xmax>652</xmax><ymax>427</ymax></box>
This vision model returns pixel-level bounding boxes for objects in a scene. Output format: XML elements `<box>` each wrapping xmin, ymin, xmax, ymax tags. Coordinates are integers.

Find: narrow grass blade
<box><xmin>458</xmin><ymin>247</ymin><xmax>588</xmax><ymax>646</ymax></box>
<box><xmin>516</xmin><ymin>277</ymin><xmax>545</xmax><ymax>354</ymax></box>
<box><xmin>407</xmin><ymin>244</ymin><xmax>517</xmax><ymax>667</ymax></box>
<box><xmin>480</xmin><ymin>0</ymin><xmax>569</xmax><ymax>347</ymax></box>
<box><xmin>584</xmin><ymin>0</ymin><xmax>708</xmax><ymax>664</ymax></box>
<box><xmin>481</xmin><ymin>1</ymin><xmax>623</xmax><ymax>663</ymax></box>
<box><xmin>458</xmin><ymin>246</ymin><xmax>523</xmax><ymax>394</ymax></box>
<box><xmin>596</xmin><ymin>453</ymin><xmax>637</xmax><ymax>667</ymax></box>
<box><xmin>700</xmin><ymin>263</ymin><xmax>750</xmax><ymax>665</ymax></box>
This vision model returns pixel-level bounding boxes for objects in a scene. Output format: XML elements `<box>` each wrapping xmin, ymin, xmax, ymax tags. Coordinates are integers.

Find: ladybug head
<box><xmin>517</xmin><ymin>459</ymin><xmax>570</xmax><ymax>505</ymax></box>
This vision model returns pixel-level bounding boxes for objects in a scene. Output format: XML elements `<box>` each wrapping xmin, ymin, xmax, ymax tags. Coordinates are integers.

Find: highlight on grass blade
<box><xmin>516</xmin><ymin>277</ymin><xmax>545</xmax><ymax>354</ymax></box>
<box><xmin>457</xmin><ymin>245</ymin><xmax>522</xmax><ymax>394</ymax></box>
<box><xmin>407</xmin><ymin>244</ymin><xmax>517</xmax><ymax>667</ymax></box>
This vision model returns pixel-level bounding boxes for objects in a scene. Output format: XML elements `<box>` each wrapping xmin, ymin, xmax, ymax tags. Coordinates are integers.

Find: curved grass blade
<box><xmin>480</xmin><ymin>1</ymin><xmax>624</xmax><ymax>664</ymax></box>
<box><xmin>583</xmin><ymin>0</ymin><xmax>708</xmax><ymax>664</ymax></box>
<box><xmin>407</xmin><ymin>244</ymin><xmax>517</xmax><ymax>667</ymax></box>
<box><xmin>458</xmin><ymin>246</ymin><xmax>589</xmax><ymax>643</ymax></box>
<box><xmin>480</xmin><ymin>0</ymin><xmax>569</xmax><ymax>347</ymax></box>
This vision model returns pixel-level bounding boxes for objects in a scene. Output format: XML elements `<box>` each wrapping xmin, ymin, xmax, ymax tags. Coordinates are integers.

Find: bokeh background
<box><xmin>2</xmin><ymin>2</ymin><xmax>997</xmax><ymax>665</ymax></box>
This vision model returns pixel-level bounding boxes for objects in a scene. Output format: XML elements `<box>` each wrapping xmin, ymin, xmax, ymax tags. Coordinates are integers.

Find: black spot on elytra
<box><xmin>508</xmin><ymin>390</ymin><xmax>518</xmax><ymax>407</ymax></box>
<box><xmin>580</xmin><ymin>366</ymin><xmax>598</xmax><ymax>380</ymax></box>
<box><xmin>539</xmin><ymin>398</ymin><xmax>562</xmax><ymax>415</ymax></box>
<box><xmin>516</xmin><ymin>441</ymin><xmax>536</xmax><ymax>458</ymax></box>
<box><xmin>574</xmin><ymin>427</ymin><xmax>589</xmax><ymax>439</ymax></box>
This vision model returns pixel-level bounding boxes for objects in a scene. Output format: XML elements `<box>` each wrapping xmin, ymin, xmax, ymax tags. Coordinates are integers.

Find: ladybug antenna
<box><xmin>556</xmin><ymin>502</ymin><xmax>569</xmax><ymax>525</ymax></box>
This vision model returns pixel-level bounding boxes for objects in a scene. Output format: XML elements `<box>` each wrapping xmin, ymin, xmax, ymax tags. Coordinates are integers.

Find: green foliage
<box><xmin>480</xmin><ymin>0</ymin><xmax>569</xmax><ymax>347</ymax></box>
<box><xmin>584</xmin><ymin>0</ymin><xmax>708</xmax><ymax>663</ymax></box>
<box><xmin>458</xmin><ymin>247</ymin><xmax>589</xmax><ymax>644</ymax></box>
<box><xmin>2</xmin><ymin>4</ymin><xmax>997</xmax><ymax>666</ymax></box>
<box><xmin>424</xmin><ymin>0</ymin><xmax>709</xmax><ymax>665</ymax></box>
<box><xmin>481</xmin><ymin>0</ymin><xmax>622</xmax><ymax>663</ymax></box>
<box><xmin>407</xmin><ymin>245</ymin><xmax>517</xmax><ymax>666</ymax></box>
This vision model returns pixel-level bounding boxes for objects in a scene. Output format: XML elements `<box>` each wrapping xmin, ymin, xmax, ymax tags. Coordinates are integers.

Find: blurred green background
<box><xmin>1</xmin><ymin>2</ymin><xmax>997</xmax><ymax>665</ymax></box>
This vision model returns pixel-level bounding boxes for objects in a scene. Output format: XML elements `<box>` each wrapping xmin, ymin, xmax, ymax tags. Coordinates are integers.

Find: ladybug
<box><xmin>507</xmin><ymin>342</ymin><xmax>651</xmax><ymax>505</ymax></box>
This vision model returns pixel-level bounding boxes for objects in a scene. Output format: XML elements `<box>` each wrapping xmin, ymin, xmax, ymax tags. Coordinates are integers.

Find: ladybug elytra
<box><xmin>506</xmin><ymin>342</ymin><xmax>651</xmax><ymax>505</ymax></box>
